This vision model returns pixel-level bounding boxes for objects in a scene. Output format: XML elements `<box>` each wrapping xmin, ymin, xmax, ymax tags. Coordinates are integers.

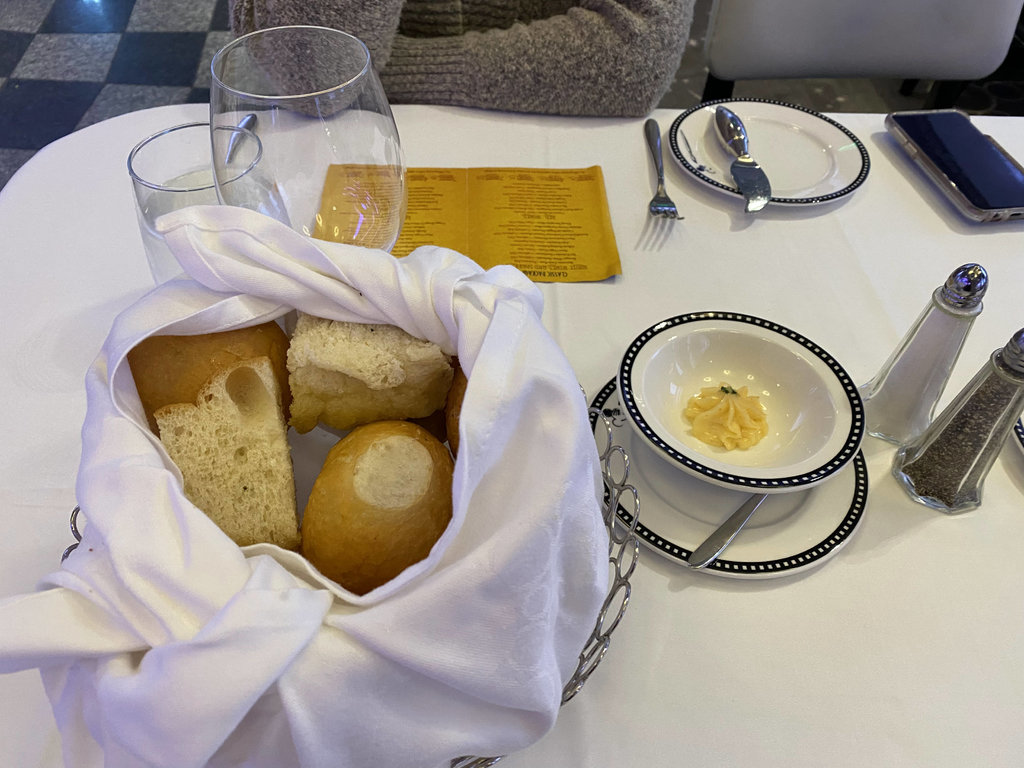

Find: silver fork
<box><xmin>643</xmin><ymin>119</ymin><xmax>684</xmax><ymax>219</ymax></box>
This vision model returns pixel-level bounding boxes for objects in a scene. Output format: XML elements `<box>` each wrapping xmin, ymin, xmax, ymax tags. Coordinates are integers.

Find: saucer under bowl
<box><xmin>617</xmin><ymin>311</ymin><xmax>864</xmax><ymax>493</ymax></box>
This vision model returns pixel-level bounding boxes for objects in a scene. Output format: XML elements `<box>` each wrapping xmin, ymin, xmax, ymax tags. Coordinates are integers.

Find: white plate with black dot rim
<box><xmin>1015</xmin><ymin>418</ymin><xmax>1024</xmax><ymax>456</ymax></box>
<box><xmin>669</xmin><ymin>97</ymin><xmax>870</xmax><ymax>206</ymax></box>
<box><xmin>591</xmin><ymin>379</ymin><xmax>868</xmax><ymax>579</ymax></box>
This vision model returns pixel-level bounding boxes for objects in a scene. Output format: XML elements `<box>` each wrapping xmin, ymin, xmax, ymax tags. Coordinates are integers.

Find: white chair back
<box><xmin>704</xmin><ymin>0</ymin><xmax>1022</xmax><ymax>83</ymax></box>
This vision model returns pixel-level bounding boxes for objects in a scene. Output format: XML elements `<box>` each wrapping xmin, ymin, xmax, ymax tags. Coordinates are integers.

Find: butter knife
<box><xmin>687</xmin><ymin>492</ymin><xmax>768</xmax><ymax>569</ymax></box>
<box><xmin>714</xmin><ymin>106</ymin><xmax>771</xmax><ymax>213</ymax></box>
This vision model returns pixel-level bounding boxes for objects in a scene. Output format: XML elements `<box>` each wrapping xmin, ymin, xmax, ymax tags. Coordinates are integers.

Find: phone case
<box><xmin>885</xmin><ymin>109</ymin><xmax>1024</xmax><ymax>223</ymax></box>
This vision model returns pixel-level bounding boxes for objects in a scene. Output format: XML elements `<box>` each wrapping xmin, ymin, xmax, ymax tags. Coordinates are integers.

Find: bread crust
<box><xmin>129</xmin><ymin>321</ymin><xmax>290</xmax><ymax>433</ymax></box>
<box><xmin>445</xmin><ymin>363</ymin><xmax>468</xmax><ymax>456</ymax></box>
<box><xmin>302</xmin><ymin>421</ymin><xmax>454</xmax><ymax>594</ymax></box>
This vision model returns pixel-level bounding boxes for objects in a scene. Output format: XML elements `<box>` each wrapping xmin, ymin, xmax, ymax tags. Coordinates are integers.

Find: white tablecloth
<box><xmin>2</xmin><ymin>103</ymin><xmax>1023</xmax><ymax>767</ymax></box>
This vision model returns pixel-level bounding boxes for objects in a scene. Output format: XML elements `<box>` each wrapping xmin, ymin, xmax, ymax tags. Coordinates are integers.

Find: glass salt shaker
<box><xmin>892</xmin><ymin>328</ymin><xmax>1024</xmax><ymax>514</ymax></box>
<box><xmin>860</xmin><ymin>263</ymin><xmax>987</xmax><ymax>444</ymax></box>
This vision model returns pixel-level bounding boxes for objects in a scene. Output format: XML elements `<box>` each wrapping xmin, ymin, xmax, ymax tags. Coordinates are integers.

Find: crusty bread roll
<box><xmin>287</xmin><ymin>313</ymin><xmax>454</xmax><ymax>434</ymax></box>
<box><xmin>155</xmin><ymin>357</ymin><xmax>300</xmax><ymax>550</ymax></box>
<box><xmin>445</xmin><ymin>363</ymin><xmax>468</xmax><ymax>456</ymax></box>
<box><xmin>128</xmin><ymin>321</ymin><xmax>290</xmax><ymax>432</ymax></box>
<box><xmin>302</xmin><ymin>420</ymin><xmax>454</xmax><ymax>594</ymax></box>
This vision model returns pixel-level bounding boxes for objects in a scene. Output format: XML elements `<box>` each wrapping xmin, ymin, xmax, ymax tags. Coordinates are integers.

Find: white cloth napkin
<box><xmin>0</xmin><ymin>206</ymin><xmax>609</xmax><ymax>768</ymax></box>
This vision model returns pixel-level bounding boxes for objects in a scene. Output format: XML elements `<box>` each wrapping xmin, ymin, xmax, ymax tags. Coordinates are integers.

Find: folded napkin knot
<box><xmin>92</xmin><ymin>556</ymin><xmax>332</xmax><ymax>767</ymax></box>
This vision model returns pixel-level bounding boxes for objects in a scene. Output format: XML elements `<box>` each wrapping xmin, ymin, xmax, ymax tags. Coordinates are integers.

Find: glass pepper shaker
<box><xmin>860</xmin><ymin>263</ymin><xmax>987</xmax><ymax>444</ymax></box>
<box><xmin>892</xmin><ymin>328</ymin><xmax>1024</xmax><ymax>514</ymax></box>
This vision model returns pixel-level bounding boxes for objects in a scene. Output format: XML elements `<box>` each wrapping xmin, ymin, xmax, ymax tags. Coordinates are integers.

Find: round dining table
<box><xmin>2</xmin><ymin>102</ymin><xmax>1024</xmax><ymax>767</ymax></box>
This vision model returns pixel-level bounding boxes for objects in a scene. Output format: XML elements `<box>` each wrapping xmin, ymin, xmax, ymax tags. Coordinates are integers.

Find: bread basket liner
<box><xmin>0</xmin><ymin>205</ymin><xmax>609</xmax><ymax>768</ymax></box>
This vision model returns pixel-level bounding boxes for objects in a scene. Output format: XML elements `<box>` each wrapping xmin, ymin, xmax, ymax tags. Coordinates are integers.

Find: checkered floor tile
<box><xmin>0</xmin><ymin>0</ymin><xmax>230</xmax><ymax>188</ymax></box>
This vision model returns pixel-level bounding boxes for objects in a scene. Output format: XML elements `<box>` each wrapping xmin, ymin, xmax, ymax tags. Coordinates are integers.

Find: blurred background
<box><xmin>2</xmin><ymin>0</ymin><xmax>1023</xmax><ymax>189</ymax></box>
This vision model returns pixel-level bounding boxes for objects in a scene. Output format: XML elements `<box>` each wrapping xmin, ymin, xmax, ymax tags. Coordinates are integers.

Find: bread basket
<box><xmin>2</xmin><ymin>205</ymin><xmax>638</xmax><ymax>768</ymax></box>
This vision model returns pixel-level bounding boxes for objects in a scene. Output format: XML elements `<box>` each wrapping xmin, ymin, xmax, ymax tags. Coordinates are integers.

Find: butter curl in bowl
<box><xmin>617</xmin><ymin>311</ymin><xmax>864</xmax><ymax>493</ymax></box>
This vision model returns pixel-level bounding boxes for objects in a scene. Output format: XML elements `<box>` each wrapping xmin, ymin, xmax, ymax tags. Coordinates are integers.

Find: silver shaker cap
<box><xmin>1001</xmin><ymin>328</ymin><xmax>1024</xmax><ymax>373</ymax></box>
<box><xmin>939</xmin><ymin>263</ymin><xmax>988</xmax><ymax>309</ymax></box>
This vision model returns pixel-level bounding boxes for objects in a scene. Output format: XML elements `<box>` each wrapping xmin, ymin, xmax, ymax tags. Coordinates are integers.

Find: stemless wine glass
<box><xmin>210</xmin><ymin>25</ymin><xmax>407</xmax><ymax>250</ymax></box>
<box><xmin>129</xmin><ymin>122</ymin><xmax>266</xmax><ymax>283</ymax></box>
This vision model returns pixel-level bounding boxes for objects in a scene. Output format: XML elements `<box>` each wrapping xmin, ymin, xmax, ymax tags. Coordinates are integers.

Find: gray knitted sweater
<box><xmin>229</xmin><ymin>0</ymin><xmax>694</xmax><ymax>117</ymax></box>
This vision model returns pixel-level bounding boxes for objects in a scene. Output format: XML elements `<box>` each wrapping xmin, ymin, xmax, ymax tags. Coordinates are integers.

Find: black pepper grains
<box><xmin>893</xmin><ymin>329</ymin><xmax>1024</xmax><ymax>514</ymax></box>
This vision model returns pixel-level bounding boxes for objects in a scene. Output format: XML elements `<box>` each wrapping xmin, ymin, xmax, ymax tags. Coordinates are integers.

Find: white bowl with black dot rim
<box><xmin>617</xmin><ymin>311</ymin><xmax>864</xmax><ymax>493</ymax></box>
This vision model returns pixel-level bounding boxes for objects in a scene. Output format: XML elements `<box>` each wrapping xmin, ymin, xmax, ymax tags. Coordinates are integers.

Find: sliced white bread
<box><xmin>155</xmin><ymin>356</ymin><xmax>300</xmax><ymax>549</ymax></box>
<box><xmin>287</xmin><ymin>313</ymin><xmax>454</xmax><ymax>434</ymax></box>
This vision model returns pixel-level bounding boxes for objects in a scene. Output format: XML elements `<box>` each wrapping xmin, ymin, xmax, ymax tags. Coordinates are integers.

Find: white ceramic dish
<box><xmin>669</xmin><ymin>98</ymin><xmax>870</xmax><ymax>206</ymax></box>
<box><xmin>617</xmin><ymin>312</ymin><xmax>864</xmax><ymax>493</ymax></box>
<box><xmin>591</xmin><ymin>379</ymin><xmax>868</xmax><ymax>579</ymax></box>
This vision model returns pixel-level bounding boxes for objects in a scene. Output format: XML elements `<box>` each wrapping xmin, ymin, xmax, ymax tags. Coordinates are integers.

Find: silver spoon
<box><xmin>225</xmin><ymin>113</ymin><xmax>258</xmax><ymax>163</ymax></box>
<box><xmin>687</xmin><ymin>493</ymin><xmax>768</xmax><ymax>569</ymax></box>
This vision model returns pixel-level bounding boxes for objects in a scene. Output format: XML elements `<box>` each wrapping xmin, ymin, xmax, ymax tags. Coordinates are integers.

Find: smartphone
<box><xmin>885</xmin><ymin>109</ymin><xmax>1024</xmax><ymax>223</ymax></box>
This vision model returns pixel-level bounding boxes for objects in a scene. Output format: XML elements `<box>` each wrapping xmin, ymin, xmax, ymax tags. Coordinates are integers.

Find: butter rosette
<box><xmin>0</xmin><ymin>206</ymin><xmax>609</xmax><ymax>768</ymax></box>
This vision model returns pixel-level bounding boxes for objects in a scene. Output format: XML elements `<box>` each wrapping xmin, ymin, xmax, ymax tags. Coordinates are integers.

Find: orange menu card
<box><xmin>391</xmin><ymin>167</ymin><xmax>621</xmax><ymax>283</ymax></box>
